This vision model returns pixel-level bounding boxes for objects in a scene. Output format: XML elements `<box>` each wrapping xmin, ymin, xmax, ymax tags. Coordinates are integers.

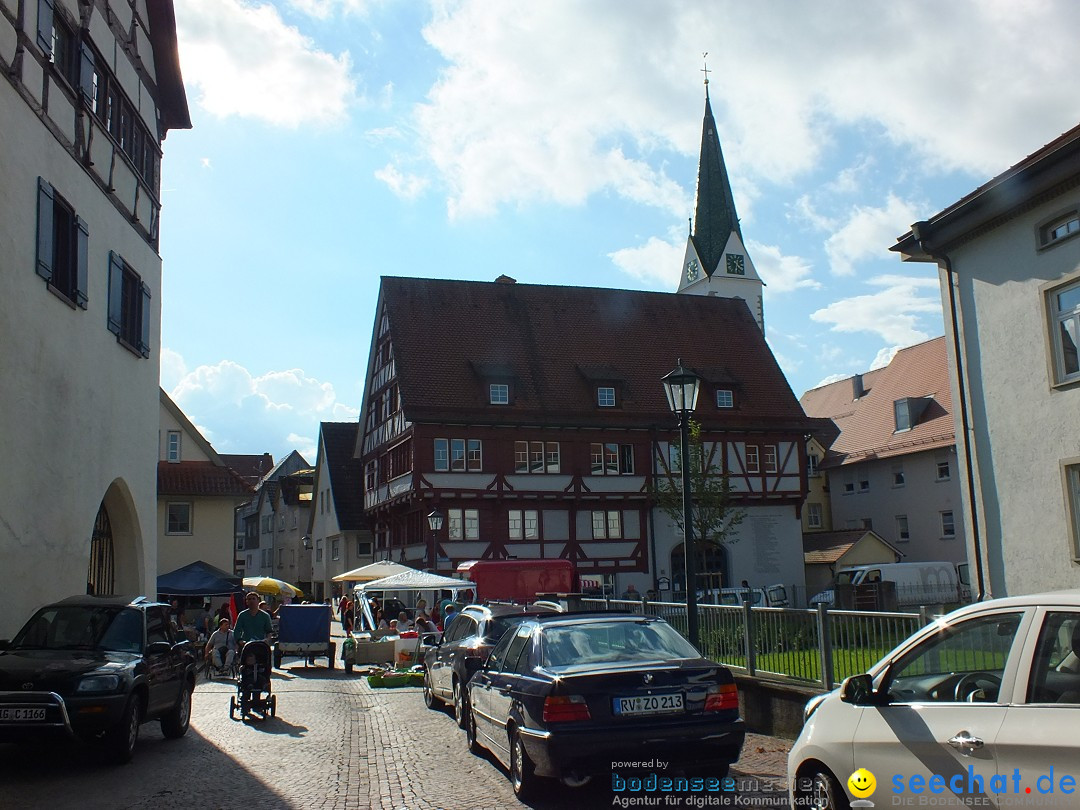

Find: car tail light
<box><xmin>704</xmin><ymin>683</ymin><xmax>739</xmax><ymax>712</ymax></box>
<box><xmin>543</xmin><ymin>695</ymin><xmax>591</xmax><ymax>723</ymax></box>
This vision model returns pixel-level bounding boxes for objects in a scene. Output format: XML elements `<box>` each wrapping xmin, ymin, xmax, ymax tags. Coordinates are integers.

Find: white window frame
<box><xmin>489</xmin><ymin>383</ymin><xmax>509</xmax><ymax>405</ymax></box>
<box><xmin>716</xmin><ymin>389</ymin><xmax>734</xmax><ymax>409</ymax></box>
<box><xmin>464</xmin><ymin>509</ymin><xmax>479</xmax><ymax>540</ymax></box>
<box><xmin>896</xmin><ymin>514</ymin><xmax>910</xmax><ymax>542</ymax></box>
<box><xmin>936</xmin><ymin>459</ymin><xmax>952</xmax><ymax>481</ymax></box>
<box><xmin>807</xmin><ymin>503</ymin><xmax>822</xmax><ymax>529</ymax></box>
<box><xmin>434</xmin><ymin>439</ymin><xmax>449</xmax><ymax>472</ymax></box>
<box><xmin>1045</xmin><ymin>275</ymin><xmax>1080</xmax><ymax>385</ymax></box>
<box><xmin>166</xmin><ymin>430</ymin><xmax>181</xmax><ymax>462</ymax></box>
<box><xmin>763</xmin><ymin>445</ymin><xmax>777</xmax><ymax>474</ymax></box>
<box><xmin>591</xmin><ymin>511</ymin><xmax>607</xmax><ymax>539</ymax></box>
<box><xmin>597</xmin><ymin>386</ymin><xmax>616</xmax><ymax>407</ymax></box>
<box><xmin>332</xmin><ymin>538</ymin><xmax>340</xmax><ymax>561</ymax></box>
<box><xmin>448</xmin><ymin>509</ymin><xmax>464</xmax><ymax>540</ymax></box>
<box><xmin>941</xmin><ymin>510</ymin><xmax>956</xmax><ymax>538</ymax></box>
<box><xmin>1064</xmin><ymin>461</ymin><xmax>1080</xmax><ymax>562</ymax></box>
<box><xmin>744</xmin><ymin>445</ymin><xmax>759</xmax><ymax>474</ymax></box>
<box><xmin>166</xmin><ymin>502</ymin><xmax>192</xmax><ymax>535</ymax></box>
<box><xmin>892</xmin><ymin>464</ymin><xmax>905</xmax><ymax>487</ymax></box>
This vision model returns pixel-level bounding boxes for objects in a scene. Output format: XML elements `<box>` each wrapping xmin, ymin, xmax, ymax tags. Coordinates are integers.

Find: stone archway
<box><xmin>87</xmin><ymin>503</ymin><xmax>115</xmax><ymax>595</ymax></box>
<box><xmin>670</xmin><ymin>542</ymin><xmax>729</xmax><ymax>597</ymax></box>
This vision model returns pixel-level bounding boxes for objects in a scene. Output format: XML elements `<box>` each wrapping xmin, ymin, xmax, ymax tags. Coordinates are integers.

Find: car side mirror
<box><xmin>146</xmin><ymin>641</ymin><xmax>172</xmax><ymax>656</ymax></box>
<box><xmin>840</xmin><ymin>674</ymin><xmax>884</xmax><ymax>706</ymax></box>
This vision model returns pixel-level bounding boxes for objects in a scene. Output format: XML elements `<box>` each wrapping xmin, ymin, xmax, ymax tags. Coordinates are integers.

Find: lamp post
<box><xmin>661</xmin><ymin>359</ymin><xmax>702</xmax><ymax>649</ymax></box>
<box><xmin>427</xmin><ymin>508</ymin><xmax>445</xmax><ymax>571</ymax></box>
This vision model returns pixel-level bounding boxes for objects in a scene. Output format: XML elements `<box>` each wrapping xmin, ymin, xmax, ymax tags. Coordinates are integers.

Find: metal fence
<box><xmin>581</xmin><ymin>597</ymin><xmax>927</xmax><ymax>690</ymax></box>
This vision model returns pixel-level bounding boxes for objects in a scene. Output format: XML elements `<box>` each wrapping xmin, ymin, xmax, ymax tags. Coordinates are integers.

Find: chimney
<box><xmin>494</xmin><ymin>274</ymin><xmax>516</xmax><ymax>284</ymax></box>
<box><xmin>852</xmin><ymin>373</ymin><xmax>865</xmax><ymax>400</ymax></box>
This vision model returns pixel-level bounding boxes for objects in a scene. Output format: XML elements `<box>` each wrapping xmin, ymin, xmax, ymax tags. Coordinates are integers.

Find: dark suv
<box><xmin>0</xmin><ymin>595</ymin><xmax>197</xmax><ymax>763</ymax></box>
<box><xmin>423</xmin><ymin>603</ymin><xmax>557</xmax><ymax>727</ymax></box>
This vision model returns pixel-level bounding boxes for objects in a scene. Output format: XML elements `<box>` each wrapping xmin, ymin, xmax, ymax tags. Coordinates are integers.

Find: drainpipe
<box><xmin>910</xmin><ymin>221</ymin><xmax>987</xmax><ymax>601</ymax></box>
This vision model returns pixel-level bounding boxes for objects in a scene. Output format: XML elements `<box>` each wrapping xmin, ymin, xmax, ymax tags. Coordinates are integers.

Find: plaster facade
<box><xmin>1</xmin><ymin>0</ymin><xmax>188</xmax><ymax>635</ymax></box>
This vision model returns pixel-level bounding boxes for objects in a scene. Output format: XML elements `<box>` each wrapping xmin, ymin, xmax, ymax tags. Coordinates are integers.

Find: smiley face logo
<box><xmin>848</xmin><ymin>768</ymin><xmax>876</xmax><ymax>798</ymax></box>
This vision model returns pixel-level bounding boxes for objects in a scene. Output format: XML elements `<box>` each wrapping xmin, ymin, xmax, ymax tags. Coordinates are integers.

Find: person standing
<box><xmin>234</xmin><ymin>592</ymin><xmax>274</xmax><ymax>645</ymax></box>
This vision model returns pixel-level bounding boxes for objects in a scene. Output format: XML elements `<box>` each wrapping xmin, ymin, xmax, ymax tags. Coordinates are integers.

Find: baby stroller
<box><xmin>229</xmin><ymin>640</ymin><xmax>276</xmax><ymax>720</ymax></box>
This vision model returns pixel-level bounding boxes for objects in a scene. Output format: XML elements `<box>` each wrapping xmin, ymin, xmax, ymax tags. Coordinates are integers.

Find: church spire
<box><xmin>690</xmin><ymin>77</ymin><xmax>742</xmax><ymax>278</ymax></box>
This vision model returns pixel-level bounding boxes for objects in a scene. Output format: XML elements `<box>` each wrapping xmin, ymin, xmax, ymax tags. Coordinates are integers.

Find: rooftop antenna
<box><xmin>701</xmin><ymin>52</ymin><xmax>710</xmax><ymax>97</ymax></box>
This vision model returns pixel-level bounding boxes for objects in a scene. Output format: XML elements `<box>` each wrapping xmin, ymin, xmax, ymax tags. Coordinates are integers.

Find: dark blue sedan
<box><xmin>465</xmin><ymin>612</ymin><xmax>744</xmax><ymax>798</ymax></box>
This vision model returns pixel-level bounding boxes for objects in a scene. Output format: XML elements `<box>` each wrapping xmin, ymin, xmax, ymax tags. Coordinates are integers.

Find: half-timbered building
<box><xmin>356</xmin><ymin>90</ymin><xmax>824</xmax><ymax>597</ymax></box>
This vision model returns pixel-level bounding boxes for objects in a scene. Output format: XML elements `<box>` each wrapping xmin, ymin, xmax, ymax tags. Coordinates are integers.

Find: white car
<box><xmin>788</xmin><ymin>589</ymin><xmax>1080</xmax><ymax>809</ymax></box>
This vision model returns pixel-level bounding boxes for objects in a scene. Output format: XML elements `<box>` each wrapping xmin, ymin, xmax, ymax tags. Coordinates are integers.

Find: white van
<box><xmin>833</xmin><ymin>561</ymin><xmax>960</xmax><ymax>606</ymax></box>
<box><xmin>716</xmin><ymin>584</ymin><xmax>789</xmax><ymax>607</ymax></box>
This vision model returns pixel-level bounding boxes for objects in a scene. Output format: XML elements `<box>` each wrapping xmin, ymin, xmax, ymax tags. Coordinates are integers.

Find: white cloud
<box><xmin>159</xmin><ymin>347</ymin><xmax>188</xmax><ymax>392</ymax></box>
<box><xmin>175</xmin><ymin>0</ymin><xmax>356</xmax><ymax>127</ymax></box>
<box><xmin>747</xmin><ymin>241</ymin><xmax>819</xmax><ymax>294</ymax></box>
<box><xmin>824</xmin><ymin>195</ymin><xmax>921</xmax><ymax>276</ymax></box>
<box><xmin>409</xmin><ymin>1</ymin><xmax>1080</xmax><ymax>220</ymax></box>
<box><xmin>608</xmin><ymin>235</ymin><xmax>684</xmax><ymax>287</ymax></box>
<box><xmin>870</xmin><ymin>346</ymin><xmax>901</xmax><ymax>370</ymax></box>
<box><xmin>375</xmin><ymin>163</ymin><xmax>429</xmax><ymax>200</ymax></box>
<box><xmin>287</xmin><ymin>0</ymin><xmax>379</xmax><ymax>19</ymax></box>
<box><xmin>168</xmin><ymin>358</ymin><xmax>358</xmax><ymax>460</ymax></box>
<box><xmin>809</xmin><ymin>276</ymin><xmax>942</xmax><ymax>345</ymax></box>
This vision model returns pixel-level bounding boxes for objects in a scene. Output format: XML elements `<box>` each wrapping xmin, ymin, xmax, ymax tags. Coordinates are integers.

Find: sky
<box><xmin>159</xmin><ymin>0</ymin><xmax>1080</xmax><ymax>464</ymax></box>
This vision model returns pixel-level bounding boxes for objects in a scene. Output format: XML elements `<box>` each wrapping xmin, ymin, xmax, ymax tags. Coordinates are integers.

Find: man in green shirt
<box><xmin>234</xmin><ymin>592</ymin><xmax>274</xmax><ymax>645</ymax></box>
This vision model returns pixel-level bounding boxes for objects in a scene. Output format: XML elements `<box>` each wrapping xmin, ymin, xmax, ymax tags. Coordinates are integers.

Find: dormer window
<box><xmin>597</xmin><ymin>386</ymin><xmax>616</xmax><ymax>407</ymax></box>
<box><xmin>894</xmin><ymin>396</ymin><xmax>930</xmax><ymax>432</ymax></box>
<box><xmin>489</xmin><ymin>383</ymin><xmax>509</xmax><ymax>405</ymax></box>
<box><xmin>1040</xmin><ymin>210</ymin><xmax>1080</xmax><ymax>248</ymax></box>
<box><xmin>716</xmin><ymin>389</ymin><xmax>734</xmax><ymax>409</ymax></box>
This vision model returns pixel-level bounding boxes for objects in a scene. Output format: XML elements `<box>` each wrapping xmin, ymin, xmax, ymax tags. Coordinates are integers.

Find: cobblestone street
<box><xmin>0</xmin><ymin>658</ymin><xmax>792</xmax><ymax>809</ymax></box>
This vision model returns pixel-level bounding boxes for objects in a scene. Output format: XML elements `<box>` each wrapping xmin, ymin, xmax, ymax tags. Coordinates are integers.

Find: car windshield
<box><xmin>835</xmin><ymin>571</ymin><xmax>857</xmax><ymax>585</ymax></box>
<box><xmin>542</xmin><ymin>620</ymin><xmax>700</xmax><ymax>669</ymax></box>
<box><xmin>10</xmin><ymin>606</ymin><xmax>143</xmax><ymax>653</ymax></box>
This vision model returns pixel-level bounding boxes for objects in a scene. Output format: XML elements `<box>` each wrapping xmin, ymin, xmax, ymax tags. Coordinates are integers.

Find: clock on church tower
<box><xmin>685</xmin><ymin>259</ymin><xmax>700</xmax><ymax>282</ymax></box>
<box><xmin>725</xmin><ymin>253</ymin><xmax>745</xmax><ymax>276</ymax></box>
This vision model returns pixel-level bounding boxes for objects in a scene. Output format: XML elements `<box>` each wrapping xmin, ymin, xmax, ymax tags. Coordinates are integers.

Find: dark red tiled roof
<box><xmin>803</xmin><ymin>530</ymin><xmax>902</xmax><ymax>564</ymax></box>
<box><xmin>800</xmin><ymin>337</ymin><xmax>954</xmax><ymax>465</ymax></box>
<box><xmin>220</xmin><ymin>453</ymin><xmax>274</xmax><ymax>486</ymax></box>
<box><xmin>379</xmin><ymin>277</ymin><xmax>814</xmax><ymax>432</ymax></box>
<box><xmin>158</xmin><ymin>461</ymin><xmax>254</xmax><ymax>497</ymax></box>
<box><xmin>321</xmin><ymin>422</ymin><xmax>366</xmax><ymax>531</ymax></box>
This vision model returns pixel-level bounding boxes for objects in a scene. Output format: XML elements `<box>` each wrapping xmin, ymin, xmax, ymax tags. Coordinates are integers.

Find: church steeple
<box><xmin>691</xmin><ymin>90</ymin><xmax>742</xmax><ymax>278</ymax></box>
<box><xmin>676</xmin><ymin>62</ymin><xmax>765</xmax><ymax>332</ymax></box>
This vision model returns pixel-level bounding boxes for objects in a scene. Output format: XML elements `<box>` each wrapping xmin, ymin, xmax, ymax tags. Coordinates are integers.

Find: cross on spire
<box><xmin>701</xmin><ymin>52</ymin><xmax>710</xmax><ymax>94</ymax></box>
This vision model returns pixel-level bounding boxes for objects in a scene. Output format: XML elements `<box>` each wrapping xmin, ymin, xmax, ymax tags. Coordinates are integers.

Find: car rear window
<box><xmin>12</xmin><ymin>606</ymin><xmax>141</xmax><ymax>653</ymax></box>
<box><xmin>486</xmin><ymin>616</ymin><xmax>524</xmax><ymax>642</ymax></box>
<box><xmin>541</xmin><ymin>620</ymin><xmax>700</xmax><ymax>669</ymax></box>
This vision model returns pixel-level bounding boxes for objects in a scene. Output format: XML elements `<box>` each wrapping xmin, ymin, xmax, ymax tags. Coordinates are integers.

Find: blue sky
<box><xmin>160</xmin><ymin>0</ymin><xmax>1080</xmax><ymax>463</ymax></box>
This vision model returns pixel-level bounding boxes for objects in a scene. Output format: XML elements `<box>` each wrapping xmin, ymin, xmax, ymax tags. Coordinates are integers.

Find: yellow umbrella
<box><xmin>242</xmin><ymin>576</ymin><xmax>303</xmax><ymax>599</ymax></box>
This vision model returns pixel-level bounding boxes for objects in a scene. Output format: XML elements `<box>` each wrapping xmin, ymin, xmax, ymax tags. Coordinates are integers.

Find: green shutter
<box><xmin>75</xmin><ymin>215</ymin><xmax>89</xmax><ymax>309</ymax></box>
<box><xmin>36</xmin><ymin>0</ymin><xmax>54</xmax><ymax>55</ymax></box>
<box><xmin>138</xmin><ymin>281</ymin><xmax>151</xmax><ymax>358</ymax></box>
<box><xmin>36</xmin><ymin>177</ymin><xmax>55</xmax><ymax>281</ymax></box>
<box><xmin>107</xmin><ymin>252</ymin><xmax>122</xmax><ymax>335</ymax></box>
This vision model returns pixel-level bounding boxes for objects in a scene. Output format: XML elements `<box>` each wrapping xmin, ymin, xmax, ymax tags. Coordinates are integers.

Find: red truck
<box><xmin>456</xmin><ymin>559</ymin><xmax>576</xmax><ymax>603</ymax></box>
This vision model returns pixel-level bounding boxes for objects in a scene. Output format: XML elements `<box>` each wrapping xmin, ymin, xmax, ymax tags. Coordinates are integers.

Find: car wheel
<box><xmin>423</xmin><ymin>669</ymin><xmax>440</xmax><ymax>708</ymax></box>
<box><xmin>161</xmin><ymin>680</ymin><xmax>193</xmax><ymax>738</ymax></box>
<box><xmin>453</xmin><ymin>681</ymin><xmax>470</xmax><ymax>729</ymax></box>
<box><xmin>510</xmin><ymin>728</ymin><xmax>537</xmax><ymax>799</ymax></box>
<box><xmin>800</xmin><ymin>766</ymin><xmax>850</xmax><ymax>810</ymax></box>
<box><xmin>465</xmin><ymin>706</ymin><xmax>481</xmax><ymax>755</ymax></box>
<box><xmin>104</xmin><ymin>695</ymin><xmax>142</xmax><ymax>764</ymax></box>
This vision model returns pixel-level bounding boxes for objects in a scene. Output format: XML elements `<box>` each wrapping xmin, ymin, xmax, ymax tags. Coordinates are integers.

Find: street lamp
<box><xmin>661</xmin><ymin>359</ymin><xmax>702</xmax><ymax>648</ymax></box>
<box><xmin>427</xmin><ymin>508</ymin><xmax>445</xmax><ymax>571</ymax></box>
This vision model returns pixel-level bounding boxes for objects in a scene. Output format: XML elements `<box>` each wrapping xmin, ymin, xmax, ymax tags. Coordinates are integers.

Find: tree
<box><xmin>652</xmin><ymin>420</ymin><xmax>746</xmax><ymax>587</ymax></box>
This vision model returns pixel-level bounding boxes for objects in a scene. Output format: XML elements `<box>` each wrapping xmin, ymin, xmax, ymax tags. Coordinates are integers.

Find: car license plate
<box><xmin>0</xmin><ymin>707</ymin><xmax>47</xmax><ymax>722</ymax></box>
<box><xmin>613</xmin><ymin>693</ymin><xmax>684</xmax><ymax>716</ymax></box>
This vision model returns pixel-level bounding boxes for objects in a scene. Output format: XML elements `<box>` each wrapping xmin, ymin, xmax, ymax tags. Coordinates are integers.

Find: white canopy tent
<box><xmin>355</xmin><ymin>569</ymin><xmax>471</xmax><ymax>594</ymax></box>
<box><xmin>354</xmin><ymin>569</ymin><xmax>472</xmax><ymax>633</ymax></box>
<box><xmin>331</xmin><ymin>560</ymin><xmax>416</xmax><ymax>583</ymax></box>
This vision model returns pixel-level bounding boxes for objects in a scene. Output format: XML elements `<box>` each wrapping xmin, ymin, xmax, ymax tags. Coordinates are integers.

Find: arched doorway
<box><xmin>88</xmin><ymin>503</ymin><xmax>115</xmax><ymax>596</ymax></box>
<box><xmin>670</xmin><ymin>543</ymin><xmax>729</xmax><ymax>598</ymax></box>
